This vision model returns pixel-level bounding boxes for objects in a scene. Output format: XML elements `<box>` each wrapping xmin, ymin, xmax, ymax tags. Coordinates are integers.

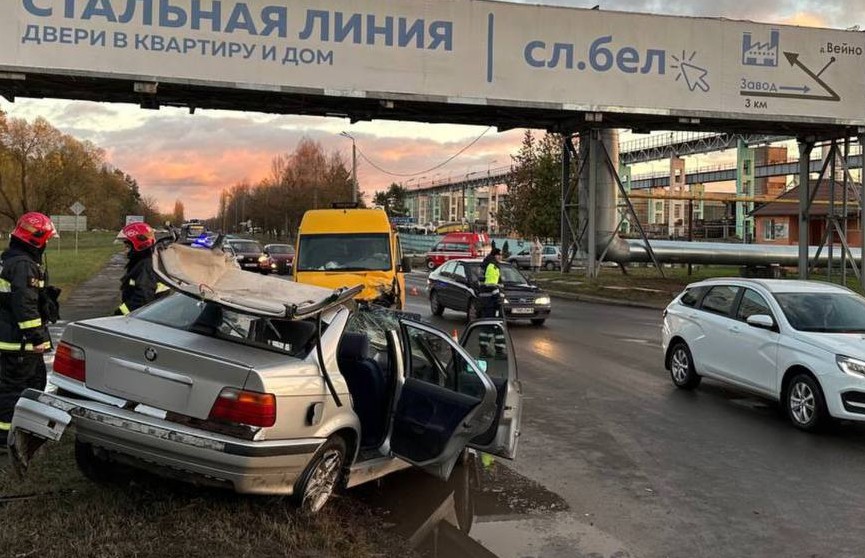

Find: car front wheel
<box><xmin>430</xmin><ymin>291</ymin><xmax>445</xmax><ymax>316</ymax></box>
<box><xmin>293</xmin><ymin>436</ymin><xmax>347</xmax><ymax>514</ymax></box>
<box><xmin>545</xmin><ymin>261</ymin><xmax>555</xmax><ymax>271</ymax></box>
<box><xmin>426</xmin><ymin>259</ymin><xmax>436</xmax><ymax>271</ymax></box>
<box><xmin>785</xmin><ymin>373</ymin><xmax>828</xmax><ymax>432</ymax></box>
<box><xmin>669</xmin><ymin>342</ymin><xmax>701</xmax><ymax>390</ymax></box>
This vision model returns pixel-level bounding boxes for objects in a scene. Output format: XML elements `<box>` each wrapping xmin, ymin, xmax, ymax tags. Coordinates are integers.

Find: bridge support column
<box><xmin>798</xmin><ymin>139</ymin><xmax>814</xmax><ymax>279</ymax></box>
<box><xmin>860</xmin><ymin>132</ymin><xmax>865</xmax><ymax>292</ymax></box>
<box><xmin>560</xmin><ymin>134</ymin><xmax>579</xmax><ymax>273</ymax></box>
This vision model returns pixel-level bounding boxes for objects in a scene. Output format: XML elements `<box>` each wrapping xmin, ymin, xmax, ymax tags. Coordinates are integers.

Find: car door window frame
<box><xmin>735</xmin><ymin>288</ymin><xmax>778</xmax><ymax>329</ymax></box>
<box><xmin>699</xmin><ymin>285</ymin><xmax>742</xmax><ymax>318</ymax></box>
<box><xmin>679</xmin><ymin>286</ymin><xmax>709</xmax><ymax>308</ymax></box>
<box><xmin>453</xmin><ymin>263</ymin><xmax>468</xmax><ymax>284</ymax></box>
<box><xmin>439</xmin><ymin>261</ymin><xmax>457</xmax><ymax>276</ymax></box>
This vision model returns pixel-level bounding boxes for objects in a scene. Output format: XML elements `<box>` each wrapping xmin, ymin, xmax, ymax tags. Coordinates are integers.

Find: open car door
<box><xmin>389</xmin><ymin>320</ymin><xmax>499</xmax><ymax>480</ymax></box>
<box><xmin>461</xmin><ymin>319</ymin><xmax>522</xmax><ymax>459</ymax></box>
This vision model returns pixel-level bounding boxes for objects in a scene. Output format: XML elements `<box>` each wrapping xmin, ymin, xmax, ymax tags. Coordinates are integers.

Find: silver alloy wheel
<box><xmin>302</xmin><ymin>449</ymin><xmax>343</xmax><ymax>514</ymax></box>
<box><xmin>671</xmin><ymin>348</ymin><xmax>690</xmax><ymax>384</ymax></box>
<box><xmin>789</xmin><ymin>381</ymin><xmax>816</xmax><ymax>425</ymax></box>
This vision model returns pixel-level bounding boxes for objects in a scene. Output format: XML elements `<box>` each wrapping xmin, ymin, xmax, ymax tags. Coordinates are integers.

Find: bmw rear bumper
<box><xmin>9</xmin><ymin>389</ymin><xmax>324</xmax><ymax>495</ymax></box>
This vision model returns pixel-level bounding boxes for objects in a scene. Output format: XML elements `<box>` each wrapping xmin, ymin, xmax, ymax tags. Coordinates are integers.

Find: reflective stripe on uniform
<box><xmin>18</xmin><ymin>318</ymin><xmax>42</xmax><ymax>330</ymax></box>
<box><xmin>128</xmin><ymin>279</ymin><xmax>136</xmax><ymax>287</ymax></box>
<box><xmin>0</xmin><ymin>278</ymin><xmax>10</xmax><ymax>293</ymax></box>
<box><xmin>118</xmin><ymin>303</ymin><xmax>130</xmax><ymax>315</ymax></box>
<box><xmin>0</xmin><ymin>421</ymin><xmax>10</xmax><ymax>432</ymax></box>
<box><xmin>155</xmin><ymin>282</ymin><xmax>170</xmax><ymax>294</ymax></box>
<box><xmin>37</xmin><ymin>280</ymin><xmax>45</xmax><ymax>288</ymax></box>
<box><xmin>0</xmin><ymin>340</ymin><xmax>50</xmax><ymax>352</ymax></box>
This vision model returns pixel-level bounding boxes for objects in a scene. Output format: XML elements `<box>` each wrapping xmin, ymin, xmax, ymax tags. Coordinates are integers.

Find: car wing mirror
<box><xmin>746</xmin><ymin>314</ymin><xmax>775</xmax><ymax>330</ymax></box>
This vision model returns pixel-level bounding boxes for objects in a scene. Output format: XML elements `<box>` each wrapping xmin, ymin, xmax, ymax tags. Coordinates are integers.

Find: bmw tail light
<box><xmin>209</xmin><ymin>388</ymin><xmax>276</xmax><ymax>427</ymax></box>
<box><xmin>54</xmin><ymin>342</ymin><xmax>86</xmax><ymax>382</ymax></box>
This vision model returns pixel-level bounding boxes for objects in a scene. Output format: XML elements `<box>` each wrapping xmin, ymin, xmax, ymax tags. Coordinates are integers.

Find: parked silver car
<box><xmin>508</xmin><ymin>245</ymin><xmax>561</xmax><ymax>271</ymax></box>
<box><xmin>9</xmin><ymin>244</ymin><xmax>522</xmax><ymax>514</ymax></box>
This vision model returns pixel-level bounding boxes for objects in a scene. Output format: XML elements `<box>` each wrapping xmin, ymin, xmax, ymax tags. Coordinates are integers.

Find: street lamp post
<box><xmin>340</xmin><ymin>131</ymin><xmax>358</xmax><ymax>204</ymax></box>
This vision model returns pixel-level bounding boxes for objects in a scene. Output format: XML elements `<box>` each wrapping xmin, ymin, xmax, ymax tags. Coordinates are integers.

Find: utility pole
<box><xmin>341</xmin><ymin>131</ymin><xmax>358</xmax><ymax>204</ymax></box>
<box><xmin>352</xmin><ymin>139</ymin><xmax>358</xmax><ymax>204</ymax></box>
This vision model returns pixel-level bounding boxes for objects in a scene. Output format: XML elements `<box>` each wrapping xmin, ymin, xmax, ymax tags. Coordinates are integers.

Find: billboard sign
<box><xmin>1</xmin><ymin>0</ymin><xmax>863</xmax><ymax>127</ymax></box>
<box><xmin>125</xmin><ymin>215</ymin><xmax>145</xmax><ymax>225</ymax></box>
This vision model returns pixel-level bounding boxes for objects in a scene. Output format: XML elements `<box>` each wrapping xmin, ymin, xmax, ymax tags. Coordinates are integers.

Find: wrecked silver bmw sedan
<box><xmin>8</xmin><ymin>244</ymin><xmax>522</xmax><ymax>513</ymax></box>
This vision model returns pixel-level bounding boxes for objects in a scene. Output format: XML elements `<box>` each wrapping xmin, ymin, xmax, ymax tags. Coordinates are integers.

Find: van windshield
<box><xmin>297</xmin><ymin>233</ymin><xmax>392</xmax><ymax>271</ymax></box>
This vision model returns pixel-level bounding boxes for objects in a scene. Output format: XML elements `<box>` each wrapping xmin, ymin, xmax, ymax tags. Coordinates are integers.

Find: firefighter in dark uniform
<box><xmin>115</xmin><ymin>222</ymin><xmax>169</xmax><ymax>316</ymax></box>
<box><xmin>0</xmin><ymin>212</ymin><xmax>59</xmax><ymax>448</ymax></box>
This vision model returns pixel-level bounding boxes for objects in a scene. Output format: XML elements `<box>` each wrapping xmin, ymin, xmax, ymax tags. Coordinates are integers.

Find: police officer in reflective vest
<box><xmin>479</xmin><ymin>248</ymin><xmax>506</xmax><ymax>356</ymax></box>
<box><xmin>481</xmin><ymin>248</ymin><xmax>503</xmax><ymax>317</ymax></box>
<box><xmin>115</xmin><ymin>222</ymin><xmax>169</xmax><ymax>316</ymax></box>
<box><xmin>0</xmin><ymin>212</ymin><xmax>59</xmax><ymax>448</ymax></box>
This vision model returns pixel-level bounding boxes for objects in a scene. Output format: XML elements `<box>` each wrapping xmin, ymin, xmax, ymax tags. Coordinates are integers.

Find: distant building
<box><xmin>751</xmin><ymin>180</ymin><xmax>862</xmax><ymax>247</ymax></box>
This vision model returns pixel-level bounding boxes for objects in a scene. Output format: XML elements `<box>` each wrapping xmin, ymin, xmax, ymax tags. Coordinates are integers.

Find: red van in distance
<box><xmin>424</xmin><ymin>232</ymin><xmax>492</xmax><ymax>271</ymax></box>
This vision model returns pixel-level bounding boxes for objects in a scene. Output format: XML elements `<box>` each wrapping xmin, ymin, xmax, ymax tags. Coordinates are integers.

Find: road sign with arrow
<box><xmin>741</xmin><ymin>52</ymin><xmax>841</xmax><ymax>102</ymax></box>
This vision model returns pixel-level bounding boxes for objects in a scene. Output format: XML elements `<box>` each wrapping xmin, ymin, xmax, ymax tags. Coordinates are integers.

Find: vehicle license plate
<box><xmin>511</xmin><ymin>307</ymin><xmax>534</xmax><ymax>315</ymax></box>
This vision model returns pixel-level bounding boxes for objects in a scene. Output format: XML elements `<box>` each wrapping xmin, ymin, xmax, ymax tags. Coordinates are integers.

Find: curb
<box><xmin>545</xmin><ymin>289</ymin><xmax>669</xmax><ymax>310</ymax></box>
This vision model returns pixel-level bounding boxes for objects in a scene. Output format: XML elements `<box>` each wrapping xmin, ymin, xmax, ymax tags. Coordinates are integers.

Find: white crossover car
<box><xmin>663</xmin><ymin>279</ymin><xmax>865</xmax><ymax>431</ymax></box>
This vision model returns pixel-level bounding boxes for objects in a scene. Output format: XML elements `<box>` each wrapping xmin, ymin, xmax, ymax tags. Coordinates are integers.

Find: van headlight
<box><xmin>535</xmin><ymin>296</ymin><xmax>551</xmax><ymax>306</ymax></box>
<box><xmin>837</xmin><ymin>355</ymin><xmax>865</xmax><ymax>377</ymax></box>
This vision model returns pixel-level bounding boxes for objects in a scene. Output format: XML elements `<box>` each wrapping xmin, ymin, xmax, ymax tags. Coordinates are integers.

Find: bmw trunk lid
<box><xmin>61</xmin><ymin>317</ymin><xmax>280</xmax><ymax>419</ymax></box>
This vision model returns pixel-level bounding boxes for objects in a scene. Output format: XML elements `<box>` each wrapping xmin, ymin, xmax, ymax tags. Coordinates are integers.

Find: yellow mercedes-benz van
<box><xmin>294</xmin><ymin>207</ymin><xmax>410</xmax><ymax>309</ymax></box>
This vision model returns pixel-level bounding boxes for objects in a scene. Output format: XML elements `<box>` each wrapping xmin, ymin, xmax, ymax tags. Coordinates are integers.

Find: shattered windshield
<box><xmin>297</xmin><ymin>233</ymin><xmax>392</xmax><ymax>272</ymax></box>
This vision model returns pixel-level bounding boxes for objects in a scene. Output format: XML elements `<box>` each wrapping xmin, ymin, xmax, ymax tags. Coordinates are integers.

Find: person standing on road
<box><xmin>115</xmin><ymin>222</ymin><xmax>169</xmax><ymax>316</ymax></box>
<box><xmin>478</xmin><ymin>248</ymin><xmax>506</xmax><ymax>356</ymax></box>
<box><xmin>480</xmin><ymin>247</ymin><xmax>503</xmax><ymax>318</ymax></box>
<box><xmin>530</xmin><ymin>237</ymin><xmax>543</xmax><ymax>273</ymax></box>
<box><xmin>0</xmin><ymin>213</ymin><xmax>59</xmax><ymax>449</ymax></box>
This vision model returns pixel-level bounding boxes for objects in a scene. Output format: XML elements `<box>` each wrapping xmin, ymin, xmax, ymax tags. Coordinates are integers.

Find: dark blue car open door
<box><xmin>389</xmin><ymin>320</ymin><xmax>498</xmax><ymax>480</ymax></box>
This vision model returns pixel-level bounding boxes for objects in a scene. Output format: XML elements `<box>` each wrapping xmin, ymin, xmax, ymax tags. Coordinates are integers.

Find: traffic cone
<box><xmin>452</xmin><ymin>329</ymin><xmax>459</xmax><ymax>342</ymax></box>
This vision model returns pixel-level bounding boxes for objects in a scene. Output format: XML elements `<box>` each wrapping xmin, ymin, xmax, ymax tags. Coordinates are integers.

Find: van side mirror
<box><xmin>400</xmin><ymin>256</ymin><xmax>413</xmax><ymax>274</ymax></box>
<box><xmin>746</xmin><ymin>314</ymin><xmax>775</xmax><ymax>330</ymax></box>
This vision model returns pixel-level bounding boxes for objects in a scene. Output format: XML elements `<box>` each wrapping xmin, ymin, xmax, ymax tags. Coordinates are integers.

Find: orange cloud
<box><xmin>778</xmin><ymin>12</ymin><xmax>830</xmax><ymax>27</ymax></box>
<box><xmin>105</xmin><ymin>123</ymin><xmax>525</xmax><ymax>218</ymax></box>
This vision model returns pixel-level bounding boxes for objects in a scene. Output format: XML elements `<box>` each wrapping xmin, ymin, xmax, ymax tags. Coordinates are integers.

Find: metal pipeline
<box><xmin>623</xmin><ymin>239</ymin><xmax>861</xmax><ymax>266</ymax></box>
<box><xmin>581</xmin><ymin>129</ymin><xmax>862</xmax><ymax>268</ymax></box>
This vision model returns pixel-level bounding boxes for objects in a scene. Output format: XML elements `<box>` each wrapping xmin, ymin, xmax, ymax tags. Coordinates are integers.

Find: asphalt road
<box><xmin>403</xmin><ymin>272</ymin><xmax>865</xmax><ymax>558</ymax></box>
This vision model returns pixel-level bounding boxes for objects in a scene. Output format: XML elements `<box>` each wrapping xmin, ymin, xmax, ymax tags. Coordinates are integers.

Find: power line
<box><xmin>354</xmin><ymin>127</ymin><xmax>493</xmax><ymax>178</ymax></box>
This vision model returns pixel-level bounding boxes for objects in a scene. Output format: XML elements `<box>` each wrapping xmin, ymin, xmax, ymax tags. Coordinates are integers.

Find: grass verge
<box><xmin>0</xmin><ymin>435</ymin><xmax>414</xmax><ymax>558</ymax></box>
<box><xmin>43</xmin><ymin>232</ymin><xmax>121</xmax><ymax>303</ymax></box>
<box><xmin>533</xmin><ymin>265</ymin><xmax>744</xmax><ymax>306</ymax></box>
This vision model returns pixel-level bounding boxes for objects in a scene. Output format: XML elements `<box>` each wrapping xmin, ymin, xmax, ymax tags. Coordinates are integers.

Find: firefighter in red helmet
<box><xmin>0</xmin><ymin>212</ymin><xmax>60</xmax><ymax>449</ymax></box>
<box><xmin>115</xmin><ymin>222</ymin><xmax>169</xmax><ymax>316</ymax></box>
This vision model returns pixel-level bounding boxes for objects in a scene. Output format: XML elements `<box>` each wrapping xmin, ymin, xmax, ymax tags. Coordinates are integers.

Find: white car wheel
<box><xmin>786</xmin><ymin>374</ymin><xmax>827</xmax><ymax>432</ymax></box>
<box><xmin>669</xmin><ymin>343</ymin><xmax>701</xmax><ymax>390</ymax></box>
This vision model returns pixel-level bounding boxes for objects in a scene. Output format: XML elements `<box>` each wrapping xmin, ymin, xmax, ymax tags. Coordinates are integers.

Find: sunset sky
<box><xmin>1</xmin><ymin>0</ymin><xmax>861</xmax><ymax>218</ymax></box>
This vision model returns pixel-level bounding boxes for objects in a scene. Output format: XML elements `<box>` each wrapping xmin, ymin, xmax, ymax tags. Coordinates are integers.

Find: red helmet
<box><xmin>120</xmin><ymin>222</ymin><xmax>156</xmax><ymax>252</ymax></box>
<box><xmin>12</xmin><ymin>212</ymin><xmax>58</xmax><ymax>249</ymax></box>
